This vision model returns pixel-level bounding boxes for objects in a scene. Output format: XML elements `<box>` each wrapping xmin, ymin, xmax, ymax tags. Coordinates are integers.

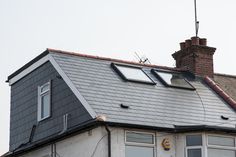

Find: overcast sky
<box><xmin>1</xmin><ymin>0</ymin><xmax>236</xmax><ymax>154</ymax></box>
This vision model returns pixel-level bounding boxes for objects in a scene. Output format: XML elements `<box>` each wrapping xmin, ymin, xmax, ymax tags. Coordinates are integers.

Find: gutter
<box><xmin>5</xmin><ymin>119</ymin><xmax>99</xmax><ymax>157</ymax></box>
<box><xmin>5</xmin><ymin>121</ymin><xmax>236</xmax><ymax>157</ymax></box>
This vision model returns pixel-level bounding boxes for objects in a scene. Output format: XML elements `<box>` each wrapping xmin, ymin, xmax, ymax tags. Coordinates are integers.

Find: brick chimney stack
<box><xmin>172</xmin><ymin>37</ymin><xmax>216</xmax><ymax>78</ymax></box>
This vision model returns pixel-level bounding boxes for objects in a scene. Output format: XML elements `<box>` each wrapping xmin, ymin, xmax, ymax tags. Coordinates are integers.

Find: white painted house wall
<box><xmin>19</xmin><ymin>127</ymin><xmax>179</xmax><ymax>157</ymax></box>
<box><xmin>18</xmin><ymin>126</ymin><xmax>236</xmax><ymax>157</ymax></box>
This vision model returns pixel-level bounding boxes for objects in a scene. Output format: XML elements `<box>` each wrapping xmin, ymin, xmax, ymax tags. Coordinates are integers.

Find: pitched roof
<box><xmin>48</xmin><ymin>49</ymin><xmax>236</xmax><ymax>129</ymax></box>
<box><xmin>214</xmin><ymin>73</ymin><xmax>236</xmax><ymax>101</ymax></box>
<box><xmin>7</xmin><ymin>48</ymin><xmax>236</xmax><ymax>129</ymax></box>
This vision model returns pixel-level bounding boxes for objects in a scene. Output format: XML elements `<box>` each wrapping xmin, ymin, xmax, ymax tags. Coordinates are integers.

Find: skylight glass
<box><xmin>112</xmin><ymin>63</ymin><xmax>154</xmax><ymax>84</ymax></box>
<box><xmin>152</xmin><ymin>70</ymin><xmax>194</xmax><ymax>89</ymax></box>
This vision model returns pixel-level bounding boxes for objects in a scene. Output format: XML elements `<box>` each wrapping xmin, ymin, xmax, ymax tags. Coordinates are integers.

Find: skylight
<box><xmin>111</xmin><ymin>63</ymin><xmax>154</xmax><ymax>84</ymax></box>
<box><xmin>151</xmin><ymin>69</ymin><xmax>195</xmax><ymax>90</ymax></box>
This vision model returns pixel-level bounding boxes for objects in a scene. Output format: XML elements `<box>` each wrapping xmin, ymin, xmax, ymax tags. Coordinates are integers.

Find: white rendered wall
<box><xmin>156</xmin><ymin>133</ymin><xmax>175</xmax><ymax>157</ymax></box>
<box><xmin>19</xmin><ymin>126</ymin><xmax>109</xmax><ymax>157</ymax></box>
<box><xmin>20</xmin><ymin>146</ymin><xmax>51</xmax><ymax>157</ymax></box>
<box><xmin>18</xmin><ymin>126</ymin><xmax>195</xmax><ymax>157</ymax></box>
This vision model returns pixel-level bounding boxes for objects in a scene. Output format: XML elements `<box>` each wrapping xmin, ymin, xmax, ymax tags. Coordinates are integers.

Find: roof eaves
<box><xmin>204</xmin><ymin>76</ymin><xmax>236</xmax><ymax>110</ymax></box>
<box><xmin>6</xmin><ymin>121</ymin><xmax>236</xmax><ymax>157</ymax></box>
<box><xmin>6</xmin><ymin>119</ymin><xmax>99</xmax><ymax>157</ymax></box>
<box><xmin>174</xmin><ymin>125</ymin><xmax>236</xmax><ymax>134</ymax></box>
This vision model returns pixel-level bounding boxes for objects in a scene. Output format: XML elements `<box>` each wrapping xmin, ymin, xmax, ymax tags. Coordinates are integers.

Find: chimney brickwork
<box><xmin>172</xmin><ymin>37</ymin><xmax>216</xmax><ymax>78</ymax></box>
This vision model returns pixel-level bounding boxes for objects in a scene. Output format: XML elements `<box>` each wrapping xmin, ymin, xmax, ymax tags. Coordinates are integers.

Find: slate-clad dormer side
<box><xmin>9</xmin><ymin>61</ymin><xmax>92</xmax><ymax>151</ymax></box>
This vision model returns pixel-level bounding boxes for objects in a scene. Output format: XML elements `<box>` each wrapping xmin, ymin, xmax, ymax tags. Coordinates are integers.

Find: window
<box><xmin>186</xmin><ymin>135</ymin><xmax>203</xmax><ymax>157</ymax></box>
<box><xmin>38</xmin><ymin>81</ymin><xmax>51</xmax><ymax>121</ymax></box>
<box><xmin>207</xmin><ymin>135</ymin><xmax>236</xmax><ymax>157</ymax></box>
<box><xmin>111</xmin><ymin>63</ymin><xmax>155</xmax><ymax>84</ymax></box>
<box><xmin>151</xmin><ymin>69</ymin><xmax>195</xmax><ymax>90</ymax></box>
<box><xmin>125</xmin><ymin>131</ymin><xmax>155</xmax><ymax>157</ymax></box>
<box><xmin>208</xmin><ymin>135</ymin><xmax>235</xmax><ymax>147</ymax></box>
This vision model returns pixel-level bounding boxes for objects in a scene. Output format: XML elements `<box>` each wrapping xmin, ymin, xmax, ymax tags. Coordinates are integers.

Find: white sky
<box><xmin>1</xmin><ymin>0</ymin><xmax>236</xmax><ymax>154</ymax></box>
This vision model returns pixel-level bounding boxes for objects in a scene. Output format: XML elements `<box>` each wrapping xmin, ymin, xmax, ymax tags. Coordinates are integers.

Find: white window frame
<box><xmin>37</xmin><ymin>81</ymin><xmax>51</xmax><ymax>121</ymax></box>
<box><xmin>206</xmin><ymin>134</ymin><xmax>236</xmax><ymax>156</ymax></box>
<box><xmin>125</xmin><ymin>130</ymin><xmax>156</xmax><ymax>157</ymax></box>
<box><xmin>185</xmin><ymin>133</ymin><xmax>204</xmax><ymax>157</ymax></box>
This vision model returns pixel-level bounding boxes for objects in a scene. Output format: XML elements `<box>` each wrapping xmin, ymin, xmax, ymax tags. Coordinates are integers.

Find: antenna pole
<box><xmin>194</xmin><ymin>0</ymin><xmax>199</xmax><ymax>37</ymax></box>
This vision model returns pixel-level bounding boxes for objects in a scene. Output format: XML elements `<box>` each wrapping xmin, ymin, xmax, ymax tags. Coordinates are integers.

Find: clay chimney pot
<box><xmin>191</xmin><ymin>37</ymin><xmax>200</xmax><ymax>45</ymax></box>
<box><xmin>185</xmin><ymin>40</ymin><xmax>192</xmax><ymax>48</ymax></box>
<box><xmin>200</xmin><ymin>38</ymin><xmax>207</xmax><ymax>46</ymax></box>
<box><xmin>180</xmin><ymin>42</ymin><xmax>185</xmax><ymax>50</ymax></box>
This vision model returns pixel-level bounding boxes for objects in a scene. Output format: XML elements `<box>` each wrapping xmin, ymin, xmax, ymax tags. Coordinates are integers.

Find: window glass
<box><xmin>208</xmin><ymin>135</ymin><xmax>235</xmax><ymax>147</ymax></box>
<box><xmin>187</xmin><ymin>149</ymin><xmax>202</xmax><ymax>157</ymax></box>
<box><xmin>208</xmin><ymin>148</ymin><xmax>235</xmax><ymax>157</ymax></box>
<box><xmin>114</xmin><ymin>64</ymin><xmax>153</xmax><ymax>83</ymax></box>
<box><xmin>41</xmin><ymin>84</ymin><xmax>50</xmax><ymax>93</ymax></box>
<box><xmin>41</xmin><ymin>94</ymin><xmax>50</xmax><ymax>119</ymax></box>
<box><xmin>38</xmin><ymin>81</ymin><xmax>51</xmax><ymax>121</ymax></box>
<box><xmin>126</xmin><ymin>132</ymin><xmax>154</xmax><ymax>144</ymax></box>
<box><xmin>153</xmin><ymin>70</ymin><xmax>194</xmax><ymax>89</ymax></box>
<box><xmin>126</xmin><ymin>146</ymin><xmax>154</xmax><ymax>157</ymax></box>
<box><xmin>186</xmin><ymin>135</ymin><xmax>202</xmax><ymax>146</ymax></box>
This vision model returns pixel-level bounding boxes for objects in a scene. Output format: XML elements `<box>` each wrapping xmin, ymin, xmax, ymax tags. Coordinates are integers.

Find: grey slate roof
<box><xmin>49</xmin><ymin>51</ymin><xmax>236</xmax><ymax>129</ymax></box>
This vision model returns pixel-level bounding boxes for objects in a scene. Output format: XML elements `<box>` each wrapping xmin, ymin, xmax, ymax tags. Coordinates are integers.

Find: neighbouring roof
<box><xmin>7</xmin><ymin>48</ymin><xmax>236</xmax><ymax>129</ymax></box>
<box><xmin>214</xmin><ymin>73</ymin><xmax>236</xmax><ymax>101</ymax></box>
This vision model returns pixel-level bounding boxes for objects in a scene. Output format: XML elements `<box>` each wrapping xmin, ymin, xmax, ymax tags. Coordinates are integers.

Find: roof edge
<box><xmin>204</xmin><ymin>76</ymin><xmax>236</xmax><ymax>110</ymax></box>
<box><xmin>214</xmin><ymin>73</ymin><xmax>236</xmax><ymax>79</ymax></box>
<box><xmin>5</xmin><ymin>121</ymin><xmax>236</xmax><ymax>157</ymax></box>
<box><xmin>6</xmin><ymin>50</ymin><xmax>49</xmax><ymax>82</ymax></box>
<box><xmin>7</xmin><ymin>48</ymin><xmax>185</xmax><ymax>84</ymax></box>
<box><xmin>47</xmin><ymin>48</ymin><xmax>182</xmax><ymax>71</ymax></box>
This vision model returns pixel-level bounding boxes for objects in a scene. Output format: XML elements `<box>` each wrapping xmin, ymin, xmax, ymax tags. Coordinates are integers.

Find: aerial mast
<box><xmin>194</xmin><ymin>0</ymin><xmax>199</xmax><ymax>37</ymax></box>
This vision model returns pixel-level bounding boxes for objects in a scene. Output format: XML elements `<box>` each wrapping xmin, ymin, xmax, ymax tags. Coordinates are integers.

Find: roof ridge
<box><xmin>47</xmin><ymin>48</ymin><xmax>183</xmax><ymax>71</ymax></box>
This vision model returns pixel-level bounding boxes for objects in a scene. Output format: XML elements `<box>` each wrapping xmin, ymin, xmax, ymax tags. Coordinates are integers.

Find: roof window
<box><xmin>111</xmin><ymin>63</ymin><xmax>155</xmax><ymax>84</ymax></box>
<box><xmin>151</xmin><ymin>69</ymin><xmax>195</xmax><ymax>90</ymax></box>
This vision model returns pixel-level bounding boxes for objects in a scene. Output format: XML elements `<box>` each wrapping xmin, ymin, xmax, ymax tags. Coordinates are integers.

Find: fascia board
<box><xmin>8</xmin><ymin>55</ymin><xmax>50</xmax><ymax>85</ymax></box>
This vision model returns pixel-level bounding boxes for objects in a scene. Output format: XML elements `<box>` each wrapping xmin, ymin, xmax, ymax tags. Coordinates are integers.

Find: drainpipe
<box><xmin>105</xmin><ymin>125</ymin><xmax>111</xmax><ymax>157</ymax></box>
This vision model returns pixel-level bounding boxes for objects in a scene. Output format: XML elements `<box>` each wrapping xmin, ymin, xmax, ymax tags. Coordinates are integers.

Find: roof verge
<box><xmin>204</xmin><ymin>76</ymin><xmax>236</xmax><ymax>110</ymax></box>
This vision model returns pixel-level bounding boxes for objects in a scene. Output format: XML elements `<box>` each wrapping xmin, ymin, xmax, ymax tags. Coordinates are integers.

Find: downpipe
<box><xmin>105</xmin><ymin>125</ymin><xmax>111</xmax><ymax>157</ymax></box>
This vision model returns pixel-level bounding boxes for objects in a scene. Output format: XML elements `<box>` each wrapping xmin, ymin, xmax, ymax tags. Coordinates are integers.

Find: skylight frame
<box><xmin>111</xmin><ymin>63</ymin><xmax>156</xmax><ymax>85</ymax></box>
<box><xmin>151</xmin><ymin>69</ymin><xmax>195</xmax><ymax>90</ymax></box>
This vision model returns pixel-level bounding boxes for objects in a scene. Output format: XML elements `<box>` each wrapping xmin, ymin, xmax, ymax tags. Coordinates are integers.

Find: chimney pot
<box><xmin>185</xmin><ymin>40</ymin><xmax>192</xmax><ymax>48</ymax></box>
<box><xmin>191</xmin><ymin>37</ymin><xmax>200</xmax><ymax>45</ymax></box>
<box><xmin>180</xmin><ymin>42</ymin><xmax>185</xmax><ymax>50</ymax></box>
<box><xmin>200</xmin><ymin>38</ymin><xmax>207</xmax><ymax>46</ymax></box>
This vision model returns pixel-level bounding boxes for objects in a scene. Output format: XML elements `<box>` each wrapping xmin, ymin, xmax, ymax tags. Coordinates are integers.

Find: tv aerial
<box><xmin>134</xmin><ymin>52</ymin><xmax>151</xmax><ymax>64</ymax></box>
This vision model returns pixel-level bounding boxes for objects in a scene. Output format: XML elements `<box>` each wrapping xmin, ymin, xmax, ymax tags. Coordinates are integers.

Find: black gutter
<box><xmin>6</xmin><ymin>119</ymin><xmax>99</xmax><ymax>157</ymax></box>
<box><xmin>105</xmin><ymin>125</ymin><xmax>111</xmax><ymax>157</ymax></box>
<box><xmin>5</xmin><ymin>122</ymin><xmax>236</xmax><ymax>157</ymax></box>
<box><xmin>105</xmin><ymin>122</ymin><xmax>174</xmax><ymax>132</ymax></box>
<box><xmin>173</xmin><ymin>125</ymin><xmax>236</xmax><ymax>134</ymax></box>
<box><xmin>106</xmin><ymin>122</ymin><xmax>236</xmax><ymax>134</ymax></box>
